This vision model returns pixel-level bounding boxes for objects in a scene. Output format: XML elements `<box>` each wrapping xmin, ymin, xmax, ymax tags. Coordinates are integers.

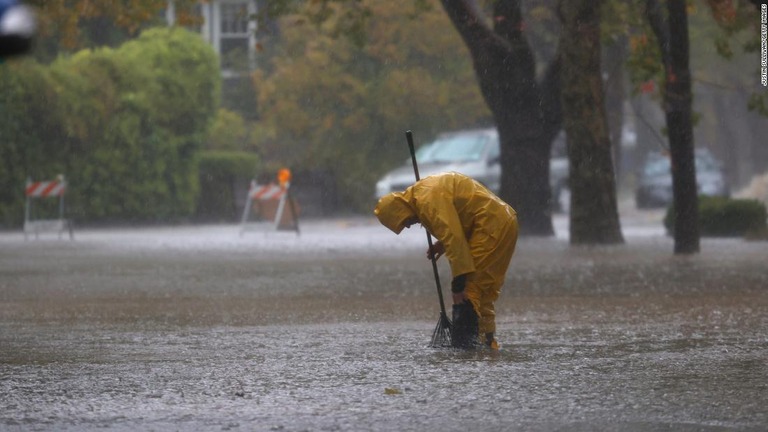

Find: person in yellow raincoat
<box><xmin>374</xmin><ymin>172</ymin><xmax>518</xmax><ymax>349</ymax></box>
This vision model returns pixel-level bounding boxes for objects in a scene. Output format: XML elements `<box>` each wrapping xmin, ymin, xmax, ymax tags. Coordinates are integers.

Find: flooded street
<box><xmin>1</xmin><ymin>214</ymin><xmax>767</xmax><ymax>431</ymax></box>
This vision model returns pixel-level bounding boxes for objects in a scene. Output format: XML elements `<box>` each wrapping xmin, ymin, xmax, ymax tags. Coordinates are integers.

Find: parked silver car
<box><xmin>375</xmin><ymin>128</ymin><xmax>569</xmax><ymax>211</ymax></box>
<box><xmin>375</xmin><ymin>128</ymin><xmax>500</xmax><ymax>199</ymax></box>
<box><xmin>635</xmin><ymin>148</ymin><xmax>730</xmax><ymax>209</ymax></box>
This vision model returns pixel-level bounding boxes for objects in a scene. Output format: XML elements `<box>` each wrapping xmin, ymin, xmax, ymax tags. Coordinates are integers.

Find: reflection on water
<box><xmin>1</xmin><ymin>226</ymin><xmax>767</xmax><ymax>430</ymax></box>
<box><xmin>2</xmin><ymin>319</ymin><xmax>766</xmax><ymax>431</ymax></box>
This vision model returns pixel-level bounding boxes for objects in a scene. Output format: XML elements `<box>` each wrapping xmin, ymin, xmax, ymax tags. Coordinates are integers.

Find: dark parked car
<box><xmin>635</xmin><ymin>148</ymin><xmax>729</xmax><ymax>209</ymax></box>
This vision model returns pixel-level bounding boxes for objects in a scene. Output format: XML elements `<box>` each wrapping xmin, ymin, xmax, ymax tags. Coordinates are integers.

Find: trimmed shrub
<box><xmin>0</xmin><ymin>61</ymin><xmax>62</xmax><ymax>227</ymax></box>
<box><xmin>0</xmin><ymin>27</ymin><xmax>220</xmax><ymax>227</ymax></box>
<box><xmin>196</xmin><ymin>151</ymin><xmax>260</xmax><ymax>222</ymax></box>
<box><xmin>664</xmin><ymin>196</ymin><xmax>768</xmax><ymax>238</ymax></box>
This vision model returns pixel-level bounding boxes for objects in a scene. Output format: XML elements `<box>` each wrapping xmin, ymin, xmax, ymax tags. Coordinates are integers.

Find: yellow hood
<box><xmin>374</xmin><ymin>192</ymin><xmax>415</xmax><ymax>234</ymax></box>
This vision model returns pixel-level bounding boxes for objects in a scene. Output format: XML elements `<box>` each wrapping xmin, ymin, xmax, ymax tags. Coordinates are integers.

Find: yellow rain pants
<box><xmin>374</xmin><ymin>172</ymin><xmax>519</xmax><ymax>337</ymax></box>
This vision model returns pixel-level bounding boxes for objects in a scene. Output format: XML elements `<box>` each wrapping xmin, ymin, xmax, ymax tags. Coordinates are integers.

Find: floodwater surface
<box><xmin>1</xmin><ymin>218</ymin><xmax>766</xmax><ymax>431</ymax></box>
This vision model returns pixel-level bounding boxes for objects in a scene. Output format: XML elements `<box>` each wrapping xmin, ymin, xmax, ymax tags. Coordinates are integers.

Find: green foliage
<box><xmin>207</xmin><ymin>109</ymin><xmax>261</xmax><ymax>152</ymax></box>
<box><xmin>197</xmin><ymin>150</ymin><xmax>260</xmax><ymax>221</ymax></box>
<box><xmin>747</xmin><ymin>93</ymin><xmax>768</xmax><ymax>117</ymax></box>
<box><xmin>27</xmin><ymin>0</ymin><xmax>205</xmax><ymax>61</ymax></box>
<box><xmin>198</xmin><ymin>150</ymin><xmax>260</xmax><ymax>179</ymax></box>
<box><xmin>59</xmin><ymin>28</ymin><xmax>220</xmax><ymax>222</ymax></box>
<box><xmin>260</xmin><ymin>0</ymin><xmax>373</xmax><ymax>48</ymax></box>
<box><xmin>0</xmin><ymin>27</ymin><xmax>220</xmax><ymax>227</ymax></box>
<box><xmin>625</xmin><ymin>0</ymin><xmax>767</xmax><ymax>118</ymax></box>
<box><xmin>664</xmin><ymin>196</ymin><xmax>768</xmax><ymax>238</ymax></box>
<box><xmin>254</xmin><ymin>0</ymin><xmax>492</xmax><ymax>212</ymax></box>
<box><xmin>0</xmin><ymin>61</ymin><xmax>66</xmax><ymax>226</ymax></box>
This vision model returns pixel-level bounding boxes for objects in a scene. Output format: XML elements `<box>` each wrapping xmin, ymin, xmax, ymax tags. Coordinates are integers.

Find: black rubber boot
<box><xmin>451</xmin><ymin>301</ymin><xmax>479</xmax><ymax>349</ymax></box>
<box><xmin>485</xmin><ymin>332</ymin><xmax>494</xmax><ymax>346</ymax></box>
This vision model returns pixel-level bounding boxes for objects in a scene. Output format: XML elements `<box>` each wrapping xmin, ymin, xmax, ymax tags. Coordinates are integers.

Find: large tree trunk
<box><xmin>666</xmin><ymin>0</ymin><xmax>699</xmax><ymax>254</ymax></box>
<box><xmin>603</xmin><ymin>35</ymin><xmax>627</xmax><ymax>182</ymax></box>
<box><xmin>439</xmin><ymin>0</ymin><xmax>561</xmax><ymax>236</ymax></box>
<box><xmin>558</xmin><ymin>0</ymin><xmax>624</xmax><ymax>244</ymax></box>
<box><xmin>646</xmin><ymin>0</ymin><xmax>699</xmax><ymax>254</ymax></box>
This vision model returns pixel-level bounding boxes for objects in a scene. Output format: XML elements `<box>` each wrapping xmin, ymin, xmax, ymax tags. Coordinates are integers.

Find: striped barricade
<box><xmin>240</xmin><ymin>180</ymin><xmax>299</xmax><ymax>236</ymax></box>
<box><xmin>24</xmin><ymin>176</ymin><xmax>73</xmax><ymax>240</ymax></box>
<box><xmin>26</xmin><ymin>180</ymin><xmax>67</xmax><ymax>198</ymax></box>
<box><xmin>249</xmin><ymin>183</ymin><xmax>285</xmax><ymax>201</ymax></box>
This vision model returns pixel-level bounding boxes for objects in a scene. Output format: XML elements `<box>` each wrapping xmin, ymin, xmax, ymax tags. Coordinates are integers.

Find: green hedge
<box><xmin>0</xmin><ymin>61</ymin><xmax>58</xmax><ymax>227</ymax></box>
<box><xmin>196</xmin><ymin>151</ymin><xmax>260</xmax><ymax>221</ymax></box>
<box><xmin>664</xmin><ymin>196</ymin><xmax>768</xmax><ymax>238</ymax></box>
<box><xmin>0</xmin><ymin>27</ymin><xmax>220</xmax><ymax>227</ymax></box>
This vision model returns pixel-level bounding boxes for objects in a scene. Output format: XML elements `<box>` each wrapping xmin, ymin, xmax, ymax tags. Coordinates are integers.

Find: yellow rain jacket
<box><xmin>374</xmin><ymin>172</ymin><xmax>518</xmax><ymax>336</ymax></box>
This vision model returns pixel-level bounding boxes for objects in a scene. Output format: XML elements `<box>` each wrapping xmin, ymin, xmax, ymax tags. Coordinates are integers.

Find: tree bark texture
<box><xmin>646</xmin><ymin>0</ymin><xmax>700</xmax><ymax>254</ymax></box>
<box><xmin>439</xmin><ymin>0</ymin><xmax>562</xmax><ymax>236</ymax></box>
<box><xmin>558</xmin><ymin>0</ymin><xmax>624</xmax><ymax>245</ymax></box>
<box><xmin>603</xmin><ymin>36</ymin><xmax>627</xmax><ymax>181</ymax></box>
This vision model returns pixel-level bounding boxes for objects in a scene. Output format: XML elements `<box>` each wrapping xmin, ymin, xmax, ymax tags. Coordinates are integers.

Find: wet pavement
<box><xmin>1</xmin><ymin>213</ymin><xmax>767</xmax><ymax>431</ymax></box>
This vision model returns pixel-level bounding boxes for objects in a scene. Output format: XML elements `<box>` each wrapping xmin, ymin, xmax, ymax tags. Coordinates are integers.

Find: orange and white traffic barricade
<box><xmin>24</xmin><ymin>175</ymin><xmax>73</xmax><ymax>240</ymax></box>
<box><xmin>240</xmin><ymin>171</ymin><xmax>300</xmax><ymax>236</ymax></box>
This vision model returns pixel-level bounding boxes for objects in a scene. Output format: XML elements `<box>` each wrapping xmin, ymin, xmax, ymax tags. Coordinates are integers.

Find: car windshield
<box><xmin>414</xmin><ymin>142</ymin><xmax>436</xmax><ymax>163</ymax></box>
<box><xmin>419</xmin><ymin>133</ymin><xmax>488</xmax><ymax>164</ymax></box>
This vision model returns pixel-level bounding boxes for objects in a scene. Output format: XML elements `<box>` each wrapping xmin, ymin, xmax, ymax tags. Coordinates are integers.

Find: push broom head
<box><xmin>430</xmin><ymin>312</ymin><xmax>453</xmax><ymax>348</ymax></box>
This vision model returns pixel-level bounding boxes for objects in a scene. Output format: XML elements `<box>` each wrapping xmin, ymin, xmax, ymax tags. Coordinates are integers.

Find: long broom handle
<box><xmin>406</xmin><ymin>130</ymin><xmax>449</xmax><ymax>319</ymax></box>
